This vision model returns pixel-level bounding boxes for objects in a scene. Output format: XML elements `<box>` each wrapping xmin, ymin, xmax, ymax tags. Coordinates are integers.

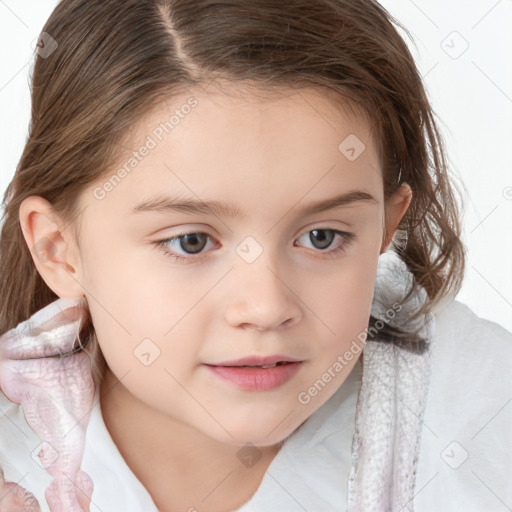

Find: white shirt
<box><xmin>1</xmin><ymin>299</ymin><xmax>511</xmax><ymax>511</ymax></box>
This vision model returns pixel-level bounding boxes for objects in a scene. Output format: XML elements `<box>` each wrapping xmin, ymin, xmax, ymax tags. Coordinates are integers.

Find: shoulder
<box><xmin>431</xmin><ymin>297</ymin><xmax>512</xmax><ymax>384</ymax></box>
<box><xmin>0</xmin><ymin>389</ymin><xmax>17</xmax><ymax>419</ymax></box>
<box><xmin>433</xmin><ymin>296</ymin><xmax>512</xmax><ymax>339</ymax></box>
<box><xmin>0</xmin><ymin>391</ymin><xmax>41</xmax><ymax>463</ymax></box>
<box><xmin>415</xmin><ymin>297</ymin><xmax>512</xmax><ymax>510</ymax></box>
<box><xmin>427</xmin><ymin>296</ymin><xmax>512</xmax><ymax>422</ymax></box>
<box><xmin>0</xmin><ymin>391</ymin><xmax>51</xmax><ymax>511</ymax></box>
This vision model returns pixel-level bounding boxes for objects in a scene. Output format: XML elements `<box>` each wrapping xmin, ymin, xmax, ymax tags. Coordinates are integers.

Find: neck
<box><xmin>99</xmin><ymin>367</ymin><xmax>283</xmax><ymax>512</ymax></box>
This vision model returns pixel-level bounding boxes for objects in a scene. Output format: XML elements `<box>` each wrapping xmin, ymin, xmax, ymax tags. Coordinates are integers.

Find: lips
<box><xmin>203</xmin><ymin>354</ymin><xmax>304</xmax><ymax>391</ymax></box>
<box><xmin>207</xmin><ymin>354</ymin><xmax>303</xmax><ymax>368</ymax></box>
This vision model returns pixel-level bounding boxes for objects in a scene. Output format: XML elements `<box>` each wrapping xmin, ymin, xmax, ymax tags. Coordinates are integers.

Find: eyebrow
<box><xmin>131</xmin><ymin>189</ymin><xmax>378</xmax><ymax>218</ymax></box>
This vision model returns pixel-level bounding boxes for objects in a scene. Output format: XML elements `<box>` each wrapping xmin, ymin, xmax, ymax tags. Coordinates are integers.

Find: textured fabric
<box><xmin>0</xmin><ymin>298</ymin><xmax>94</xmax><ymax>512</ymax></box>
<box><xmin>347</xmin><ymin>251</ymin><xmax>434</xmax><ymax>511</ymax></box>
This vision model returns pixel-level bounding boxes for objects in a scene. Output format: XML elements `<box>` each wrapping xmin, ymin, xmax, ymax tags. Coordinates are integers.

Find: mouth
<box><xmin>203</xmin><ymin>357</ymin><xmax>304</xmax><ymax>391</ymax></box>
<box><xmin>206</xmin><ymin>354</ymin><xmax>303</xmax><ymax>368</ymax></box>
<box><xmin>230</xmin><ymin>361</ymin><xmax>293</xmax><ymax>368</ymax></box>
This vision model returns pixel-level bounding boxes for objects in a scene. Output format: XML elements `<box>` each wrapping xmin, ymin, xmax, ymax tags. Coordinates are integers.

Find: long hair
<box><xmin>0</xmin><ymin>0</ymin><xmax>466</xmax><ymax>383</ymax></box>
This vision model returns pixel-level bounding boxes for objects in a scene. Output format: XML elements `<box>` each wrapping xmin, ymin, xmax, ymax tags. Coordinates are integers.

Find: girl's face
<box><xmin>69</xmin><ymin>85</ymin><xmax>408</xmax><ymax>446</ymax></box>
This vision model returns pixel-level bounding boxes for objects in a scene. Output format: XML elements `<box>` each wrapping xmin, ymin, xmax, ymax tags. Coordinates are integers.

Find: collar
<box><xmin>347</xmin><ymin>250</ymin><xmax>435</xmax><ymax>511</ymax></box>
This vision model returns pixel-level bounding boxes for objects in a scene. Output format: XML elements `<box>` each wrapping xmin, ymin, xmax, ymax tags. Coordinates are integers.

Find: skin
<box><xmin>19</xmin><ymin>84</ymin><xmax>412</xmax><ymax>512</ymax></box>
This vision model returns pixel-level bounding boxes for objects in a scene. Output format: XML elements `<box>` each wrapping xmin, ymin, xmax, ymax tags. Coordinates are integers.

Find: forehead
<box><xmin>84</xmin><ymin>83</ymin><xmax>382</xmax><ymax>219</ymax></box>
<box><xmin>131</xmin><ymin>82</ymin><xmax>374</xmax><ymax>148</ymax></box>
<box><xmin>118</xmin><ymin>81</ymin><xmax>377</xmax><ymax>162</ymax></box>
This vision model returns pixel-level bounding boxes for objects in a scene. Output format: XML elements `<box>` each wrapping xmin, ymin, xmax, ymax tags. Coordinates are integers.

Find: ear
<box><xmin>19</xmin><ymin>196</ymin><xmax>85</xmax><ymax>298</ymax></box>
<box><xmin>380</xmin><ymin>183</ymin><xmax>413</xmax><ymax>254</ymax></box>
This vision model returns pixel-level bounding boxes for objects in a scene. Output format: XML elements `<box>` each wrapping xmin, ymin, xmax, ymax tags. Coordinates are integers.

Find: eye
<box><xmin>156</xmin><ymin>227</ymin><xmax>355</xmax><ymax>263</ymax></box>
<box><xmin>294</xmin><ymin>229</ymin><xmax>355</xmax><ymax>258</ymax></box>
<box><xmin>156</xmin><ymin>231</ymin><xmax>216</xmax><ymax>262</ymax></box>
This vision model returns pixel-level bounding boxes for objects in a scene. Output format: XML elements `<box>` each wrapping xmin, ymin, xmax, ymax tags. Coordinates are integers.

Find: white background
<box><xmin>0</xmin><ymin>0</ymin><xmax>511</xmax><ymax>332</ymax></box>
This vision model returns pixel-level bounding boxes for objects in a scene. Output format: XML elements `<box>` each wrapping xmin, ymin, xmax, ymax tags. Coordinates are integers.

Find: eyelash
<box><xmin>155</xmin><ymin>228</ymin><xmax>355</xmax><ymax>264</ymax></box>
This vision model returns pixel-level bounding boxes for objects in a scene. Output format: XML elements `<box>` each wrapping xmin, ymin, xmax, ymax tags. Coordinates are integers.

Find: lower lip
<box><xmin>204</xmin><ymin>362</ymin><xmax>303</xmax><ymax>391</ymax></box>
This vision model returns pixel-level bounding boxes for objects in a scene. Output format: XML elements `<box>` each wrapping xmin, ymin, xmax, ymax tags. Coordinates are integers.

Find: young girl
<box><xmin>0</xmin><ymin>1</ymin><xmax>510</xmax><ymax>511</ymax></box>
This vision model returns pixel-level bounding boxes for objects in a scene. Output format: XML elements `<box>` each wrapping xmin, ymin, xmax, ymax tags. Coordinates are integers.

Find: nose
<box><xmin>224</xmin><ymin>256</ymin><xmax>303</xmax><ymax>332</ymax></box>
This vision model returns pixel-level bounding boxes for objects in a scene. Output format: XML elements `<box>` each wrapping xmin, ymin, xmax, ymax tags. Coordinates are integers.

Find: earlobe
<box><xmin>19</xmin><ymin>196</ymin><xmax>85</xmax><ymax>298</ymax></box>
<box><xmin>380</xmin><ymin>183</ymin><xmax>413</xmax><ymax>254</ymax></box>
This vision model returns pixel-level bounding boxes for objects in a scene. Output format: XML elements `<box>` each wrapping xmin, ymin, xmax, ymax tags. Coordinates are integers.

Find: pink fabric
<box><xmin>0</xmin><ymin>297</ymin><xmax>95</xmax><ymax>512</ymax></box>
<box><xmin>0</xmin><ymin>466</ymin><xmax>41</xmax><ymax>511</ymax></box>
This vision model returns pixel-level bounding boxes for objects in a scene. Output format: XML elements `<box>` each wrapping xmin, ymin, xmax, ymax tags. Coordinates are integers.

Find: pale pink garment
<box><xmin>0</xmin><ymin>297</ymin><xmax>95</xmax><ymax>512</ymax></box>
<box><xmin>0</xmin><ymin>466</ymin><xmax>40</xmax><ymax>512</ymax></box>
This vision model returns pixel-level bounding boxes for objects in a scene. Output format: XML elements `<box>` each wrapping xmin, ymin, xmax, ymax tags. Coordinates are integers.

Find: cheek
<box><xmin>85</xmin><ymin>268</ymin><xmax>202</xmax><ymax>405</ymax></box>
<box><xmin>80</xmin><ymin>232</ymin><xmax>201</xmax><ymax>325</ymax></box>
<box><xmin>310</xmin><ymin>254</ymin><xmax>378</xmax><ymax>345</ymax></box>
<box><xmin>80</xmin><ymin>235</ymin><xmax>173</xmax><ymax>338</ymax></box>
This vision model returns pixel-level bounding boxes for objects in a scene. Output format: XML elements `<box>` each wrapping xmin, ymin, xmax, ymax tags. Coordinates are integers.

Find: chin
<box><xmin>207</xmin><ymin>421</ymin><xmax>299</xmax><ymax>448</ymax></box>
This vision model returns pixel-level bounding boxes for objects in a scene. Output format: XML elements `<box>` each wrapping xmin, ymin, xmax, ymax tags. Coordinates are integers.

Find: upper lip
<box><xmin>205</xmin><ymin>355</ymin><xmax>303</xmax><ymax>367</ymax></box>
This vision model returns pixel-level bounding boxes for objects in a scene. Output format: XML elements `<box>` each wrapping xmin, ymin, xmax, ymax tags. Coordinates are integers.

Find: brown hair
<box><xmin>0</xmin><ymin>0</ymin><xmax>466</xmax><ymax>382</ymax></box>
